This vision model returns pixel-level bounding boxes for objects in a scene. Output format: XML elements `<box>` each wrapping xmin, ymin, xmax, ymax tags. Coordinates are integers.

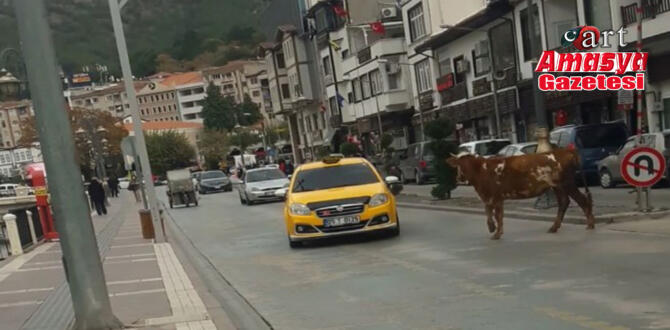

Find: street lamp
<box><xmin>440</xmin><ymin>24</ymin><xmax>507</xmax><ymax>139</ymax></box>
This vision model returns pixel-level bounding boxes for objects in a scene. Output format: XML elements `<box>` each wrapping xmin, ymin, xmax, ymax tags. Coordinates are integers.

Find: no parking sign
<box><xmin>620</xmin><ymin>147</ymin><xmax>666</xmax><ymax>187</ymax></box>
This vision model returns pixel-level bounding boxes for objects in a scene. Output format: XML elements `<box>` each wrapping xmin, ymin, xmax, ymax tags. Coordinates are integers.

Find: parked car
<box><xmin>118</xmin><ymin>178</ymin><xmax>130</xmax><ymax>189</ymax></box>
<box><xmin>198</xmin><ymin>170</ymin><xmax>232</xmax><ymax>194</ymax></box>
<box><xmin>237</xmin><ymin>167</ymin><xmax>289</xmax><ymax>205</ymax></box>
<box><xmin>597</xmin><ymin>132</ymin><xmax>670</xmax><ymax>188</ymax></box>
<box><xmin>0</xmin><ymin>184</ymin><xmax>18</xmax><ymax>197</ymax></box>
<box><xmin>459</xmin><ymin>139</ymin><xmax>511</xmax><ymax>157</ymax></box>
<box><xmin>550</xmin><ymin>121</ymin><xmax>629</xmax><ymax>181</ymax></box>
<box><xmin>496</xmin><ymin>142</ymin><xmax>539</xmax><ymax>157</ymax></box>
<box><xmin>398</xmin><ymin>141</ymin><xmax>435</xmax><ymax>185</ymax></box>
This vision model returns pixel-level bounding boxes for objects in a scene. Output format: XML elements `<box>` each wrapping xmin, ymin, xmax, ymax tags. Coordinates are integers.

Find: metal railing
<box><xmin>621</xmin><ymin>0</ymin><xmax>670</xmax><ymax>26</ymax></box>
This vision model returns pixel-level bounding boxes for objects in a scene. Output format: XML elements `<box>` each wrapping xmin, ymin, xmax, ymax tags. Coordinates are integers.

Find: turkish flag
<box><xmin>370</xmin><ymin>21</ymin><xmax>385</xmax><ymax>35</ymax></box>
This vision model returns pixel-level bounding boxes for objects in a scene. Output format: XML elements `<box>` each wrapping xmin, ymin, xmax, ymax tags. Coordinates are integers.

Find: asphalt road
<box><xmin>160</xmin><ymin>188</ymin><xmax>670</xmax><ymax>330</ymax></box>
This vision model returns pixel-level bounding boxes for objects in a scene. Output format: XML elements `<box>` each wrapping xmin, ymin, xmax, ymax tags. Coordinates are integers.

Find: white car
<box><xmin>459</xmin><ymin>139</ymin><xmax>511</xmax><ymax>158</ymax></box>
<box><xmin>118</xmin><ymin>178</ymin><xmax>130</xmax><ymax>189</ymax></box>
<box><xmin>496</xmin><ymin>142</ymin><xmax>539</xmax><ymax>157</ymax></box>
<box><xmin>237</xmin><ymin>168</ymin><xmax>290</xmax><ymax>205</ymax></box>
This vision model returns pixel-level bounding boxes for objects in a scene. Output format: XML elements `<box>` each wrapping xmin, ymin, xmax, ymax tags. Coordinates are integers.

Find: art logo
<box><xmin>536</xmin><ymin>26</ymin><xmax>647</xmax><ymax>92</ymax></box>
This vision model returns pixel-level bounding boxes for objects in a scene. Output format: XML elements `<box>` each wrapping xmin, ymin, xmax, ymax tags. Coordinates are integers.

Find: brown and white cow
<box><xmin>446</xmin><ymin>148</ymin><xmax>595</xmax><ymax>239</ymax></box>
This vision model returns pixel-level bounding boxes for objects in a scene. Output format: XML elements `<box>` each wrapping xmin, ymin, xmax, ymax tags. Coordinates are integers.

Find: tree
<box><xmin>145</xmin><ymin>131</ymin><xmax>196</xmax><ymax>176</ymax></box>
<box><xmin>425</xmin><ymin>118</ymin><xmax>459</xmax><ymax>200</ymax></box>
<box><xmin>19</xmin><ymin>107</ymin><xmax>127</xmax><ymax>174</ymax></box>
<box><xmin>198</xmin><ymin>129</ymin><xmax>231</xmax><ymax>170</ymax></box>
<box><xmin>228</xmin><ymin>130</ymin><xmax>261</xmax><ymax>155</ymax></box>
<box><xmin>237</xmin><ymin>94</ymin><xmax>262</xmax><ymax>126</ymax></box>
<box><xmin>201</xmin><ymin>82</ymin><xmax>237</xmax><ymax>131</ymax></box>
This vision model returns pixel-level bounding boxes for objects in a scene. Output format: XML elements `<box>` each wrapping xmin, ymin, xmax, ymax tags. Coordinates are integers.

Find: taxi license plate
<box><xmin>323</xmin><ymin>216</ymin><xmax>360</xmax><ymax>228</ymax></box>
<box><xmin>264</xmin><ymin>191</ymin><xmax>274</xmax><ymax>196</ymax></box>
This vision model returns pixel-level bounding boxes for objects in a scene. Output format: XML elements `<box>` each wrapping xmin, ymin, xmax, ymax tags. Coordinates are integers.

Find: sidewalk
<box><xmin>399</xmin><ymin>184</ymin><xmax>670</xmax><ymax>223</ymax></box>
<box><xmin>0</xmin><ymin>191</ymin><xmax>227</xmax><ymax>330</ymax></box>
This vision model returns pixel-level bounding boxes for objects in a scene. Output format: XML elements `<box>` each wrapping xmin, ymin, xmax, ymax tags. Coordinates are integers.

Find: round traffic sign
<box><xmin>620</xmin><ymin>147</ymin><xmax>666</xmax><ymax>187</ymax></box>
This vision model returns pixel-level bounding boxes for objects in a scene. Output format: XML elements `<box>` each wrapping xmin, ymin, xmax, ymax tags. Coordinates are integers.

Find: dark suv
<box><xmin>550</xmin><ymin>121</ymin><xmax>629</xmax><ymax>180</ymax></box>
<box><xmin>398</xmin><ymin>141</ymin><xmax>435</xmax><ymax>185</ymax></box>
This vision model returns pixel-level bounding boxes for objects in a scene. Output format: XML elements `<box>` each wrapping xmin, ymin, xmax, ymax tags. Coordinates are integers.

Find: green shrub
<box><xmin>424</xmin><ymin>118</ymin><xmax>458</xmax><ymax>200</ymax></box>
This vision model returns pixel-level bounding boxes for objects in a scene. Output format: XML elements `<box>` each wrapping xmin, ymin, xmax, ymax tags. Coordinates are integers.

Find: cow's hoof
<box><xmin>490</xmin><ymin>234</ymin><xmax>502</xmax><ymax>240</ymax></box>
<box><xmin>586</xmin><ymin>224</ymin><xmax>595</xmax><ymax>230</ymax></box>
<box><xmin>547</xmin><ymin>226</ymin><xmax>558</xmax><ymax>233</ymax></box>
<box><xmin>487</xmin><ymin>222</ymin><xmax>496</xmax><ymax>233</ymax></box>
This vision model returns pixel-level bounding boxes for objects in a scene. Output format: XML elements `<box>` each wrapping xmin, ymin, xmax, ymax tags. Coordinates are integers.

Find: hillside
<box><xmin>0</xmin><ymin>0</ymin><xmax>270</xmax><ymax>76</ymax></box>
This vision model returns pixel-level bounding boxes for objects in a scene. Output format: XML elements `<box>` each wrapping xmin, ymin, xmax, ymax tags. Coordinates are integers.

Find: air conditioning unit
<box><xmin>456</xmin><ymin>59</ymin><xmax>470</xmax><ymax>74</ymax></box>
<box><xmin>474</xmin><ymin>40</ymin><xmax>488</xmax><ymax>57</ymax></box>
<box><xmin>381</xmin><ymin>7</ymin><xmax>398</xmax><ymax>19</ymax></box>
<box><xmin>386</xmin><ymin>62</ymin><xmax>401</xmax><ymax>74</ymax></box>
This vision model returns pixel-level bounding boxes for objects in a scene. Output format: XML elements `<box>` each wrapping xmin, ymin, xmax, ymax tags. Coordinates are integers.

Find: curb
<box><xmin>161</xmin><ymin>204</ymin><xmax>273</xmax><ymax>330</ymax></box>
<box><xmin>396</xmin><ymin>201</ymin><xmax>670</xmax><ymax>224</ymax></box>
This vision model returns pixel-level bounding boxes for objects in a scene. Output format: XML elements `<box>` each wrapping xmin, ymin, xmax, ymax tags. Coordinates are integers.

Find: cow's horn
<box><xmin>449</xmin><ymin>153</ymin><xmax>457</xmax><ymax>157</ymax></box>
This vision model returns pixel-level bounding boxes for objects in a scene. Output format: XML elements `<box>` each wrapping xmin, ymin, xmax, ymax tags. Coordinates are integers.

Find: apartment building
<box><xmin>0</xmin><ymin>100</ymin><xmax>33</xmax><ymax>148</ymax></box>
<box><xmin>161</xmin><ymin>72</ymin><xmax>207</xmax><ymax>123</ymax></box>
<box><xmin>202</xmin><ymin>60</ymin><xmax>276</xmax><ymax>127</ymax></box>
<box><xmin>0</xmin><ymin>146</ymin><xmax>42</xmax><ymax>178</ymax></box>
<box><xmin>70</xmin><ymin>82</ymin><xmax>147</xmax><ymax>117</ymax></box>
<box><xmin>136</xmin><ymin>81</ymin><xmax>181</xmax><ymax>122</ymax></box>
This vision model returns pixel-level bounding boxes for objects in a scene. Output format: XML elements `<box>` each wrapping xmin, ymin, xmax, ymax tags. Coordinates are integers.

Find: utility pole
<box><xmin>526</xmin><ymin>0</ymin><xmax>551</xmax><ymax>153</ymax></box>
<box><xmin>12</xmin><ymin>0</ymin><xmax>123</xmax><ymax>329</ymax></box>
<box><xmin>108</xmin><ymin>0</ymin><xmax>165</xmax><ymax>242</ymax></box>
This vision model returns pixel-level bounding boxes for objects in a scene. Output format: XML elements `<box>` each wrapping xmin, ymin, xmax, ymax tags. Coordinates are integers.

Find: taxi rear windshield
<box><xmin>292</xmin><ymin>163</ymin><xmax>378</xmax><ymax>192</ymax></box>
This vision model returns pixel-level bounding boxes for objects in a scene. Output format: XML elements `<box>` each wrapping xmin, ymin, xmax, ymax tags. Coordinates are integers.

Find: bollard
<box><xmin>3</xmin><ymin>213</ymin><xmax>23</xmax><ymax>255</ymax></box>
<box><xmin>26</xmin><ymin>210</ymin><xmax>38</xmax><ymax>246</ymax></box>
<box><xmin>138</xmin><ymin>209</ymin><xmax>155</xmax><ymax>239</ymax></box>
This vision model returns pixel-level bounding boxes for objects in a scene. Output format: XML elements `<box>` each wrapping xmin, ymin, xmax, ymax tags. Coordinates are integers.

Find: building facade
<box><xmin>70</xmin><ymin>82</ymin><xmax>147</xmax><ymax>118</ymax></box>
<box><xmin>0</xmin><ymin>100</ymin><xmax>33</xmax><ymax>148</ymax></box>
<box><xmin>136</xmin><ymin>81</ymin><xmax>181</xmax><ymax>122</ymax></box>
<box><xmin>161</xmin><ymin>72</ymin><xmax>207</xmax><ymax>123</ymax></box>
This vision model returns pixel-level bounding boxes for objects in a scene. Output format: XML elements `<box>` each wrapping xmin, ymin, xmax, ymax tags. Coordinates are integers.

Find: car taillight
<box><xmin>419</xmin><ymin>160</ymin><xmax>427</xmax><ymax>169</ymax></box>
<box><xmin>567</xmin><ymin>143</ymin><xmax>576</xmax><ymax>150</ymax></box>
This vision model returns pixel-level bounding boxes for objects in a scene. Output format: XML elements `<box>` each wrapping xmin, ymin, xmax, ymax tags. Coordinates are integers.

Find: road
<box><xmin>160</xmin><ymin>189</ymin><xmax>670</xmax><ymax>330</ymax></box>
<box><xmin>403</xmin><ymin>183</ymin><xmax>670</xmax><ymax>208</ymax></box>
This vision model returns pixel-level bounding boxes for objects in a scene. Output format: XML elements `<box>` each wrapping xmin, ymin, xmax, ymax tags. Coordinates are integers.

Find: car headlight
<box><xmin>251</xmin><ymin>187</ymin><xmax>260</xmax><ymax>192</ymax></box>
<box><xmin>369</xmin><ymin>193</ymin><xmax>389</xmax><ymax>207</ymax></box>
<box><xmin>289</xmin><ymin>203</ymin><xmax>310</xmax><ymax>216</ymax></box>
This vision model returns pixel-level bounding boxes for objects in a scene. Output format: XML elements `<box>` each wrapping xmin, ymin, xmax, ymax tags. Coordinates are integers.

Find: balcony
<box><xmin>621</xmin><ymin>0</ymin><xmax>670</xmax><ymax>26</ymax></box>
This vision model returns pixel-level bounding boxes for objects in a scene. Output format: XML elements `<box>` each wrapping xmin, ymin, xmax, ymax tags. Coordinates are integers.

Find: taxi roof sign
<box><xmin>322</xmin><ymin>154</ymin><xmax>344</xmax><ymax>164</ymax></box>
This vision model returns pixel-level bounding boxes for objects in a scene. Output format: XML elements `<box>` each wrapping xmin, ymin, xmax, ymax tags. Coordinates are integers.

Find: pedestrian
<box><xmin>88</xmin><ymin>177</ymin><xmax>107</xmax><ymax>216</ymax></box>
<box><xmin>129</xmin><ymin>175</ymin><xmax>141</xmax><ymax>203</ymax></box>
<box><xmin>285</xmin><ymin>160</ymin><xmax>294</xmax><ymax>175</ymax></box>
<box><xmin>108</xmin><ymin>176</ymin><xmax>119</xmax><ymax>197</ymax></box>
<box><xmin>278</xmin><ymin>159</ymin><xmax>286</xmax><ymax>174</ymax></box>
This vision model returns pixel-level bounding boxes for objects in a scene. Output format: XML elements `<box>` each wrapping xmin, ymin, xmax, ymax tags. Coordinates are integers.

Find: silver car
<box><xmin>237</xmin><ymin>168</ymin><xmax>290</xmax><ymax>205</ymax></box>
<box><xmin>597</xmin><ymin>132</ymin><xmax>670</xmax><ymax>188</ymax></box>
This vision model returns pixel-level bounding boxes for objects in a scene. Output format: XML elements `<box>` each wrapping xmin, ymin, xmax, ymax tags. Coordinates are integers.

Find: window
<box><xmin>453</xmin><ymin>56</ymin><xmax>467</xmax><ymax>83</ymax></box>
<box><xmin>283</xmin><ymin>40</ymin><xmax>293</xmax><ymax>60</ymax></box>
<box><xmin>252</xmin><ymin>90</ymin><xmax>260</xmax><ymax>97</ymax></box>
<box><xmin>312</xmin><ymin>114</ymin><xmax>319</xmax><ymax>130</ymax></box>
<box><xmin>361</xmin><ymin>74</ymin><xmax>371</xmax><ymax>99</ymax></box>
<box><xmin>281</xmin><ymin>84</ymin><xmax>291</xmax><ymax>99</ymax></box>
<box><xmin>352</xmin><ymin>78</ymin><xmax>361</xmax><ymax>102</ymax></box>
<box><xmin>490</xmin><ymin>21</ymin><xmax>516</xmax><ymax>70</ymax></box>
<box><xmin>320</xmin><ymin>112</ymin><xmax>326</xmax><ymax>128</ymax></box>
<box><xmin>329</xmin><ymin>96</ymin><xmax>339</xmax><ymax>116</ymax></box>
<box><xmin>369</xmin><ymin>70</ymin><xmax>383</xmax><ymax>95</ymax></box>
<box><xmin>414</xmin><ymin>59</ymin><xmax>432</xmax><ymax>93</ymax></box>
<box><xmin>322</xmin><ymin>56</ymin><xmax>332</xmax><ymax>76</ymax></box>
<box><xmin>521</xmin><ymin>4</ymin><xmax>542</xmax><ymax>61</ymax></box>
<box><xmin>292</xmin><ymin>164</ymin><xmax>379</xmax><ymax>192</ymax></box>
<box><xmin>584</xmin><ymin>0</ymin><xmax>611</xmax><ymax>30</ymax></box>
<box><xmin>472</xmin><ymin>40</ymin><xmax>490</xmax><ymax>77</ymax></box>
<box><xmin>276</xmin><ymin>53</ymin><xmax>286</xmax><ymax>69</ymax></box>
<box><xmin>436</xmin><ymin>48</ymin><xmax>452</xmax><ymax>76</ymax></box>
<box><xmin>408</xmin><ymin>4</ymin><xmax>426</xmax><ymax>42</ymax></box>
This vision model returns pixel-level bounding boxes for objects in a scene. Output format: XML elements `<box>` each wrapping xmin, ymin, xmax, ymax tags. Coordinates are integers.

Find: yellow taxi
<box><xmin>276</xmin><ymin>155</ymin><xmax>402</xmax><ymax>248</ymax></box>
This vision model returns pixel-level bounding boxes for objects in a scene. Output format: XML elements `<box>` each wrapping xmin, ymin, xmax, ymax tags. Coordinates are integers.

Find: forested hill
<box><xmin>0</xmin><ymin>0</ymin><xmax>270</xmax><ymax>77</ymax></box>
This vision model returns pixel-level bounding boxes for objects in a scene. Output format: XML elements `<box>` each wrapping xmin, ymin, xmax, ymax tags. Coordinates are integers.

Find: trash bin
<box><xmin>138</xmin><ymin>209</ymin><xmax>155</xmax><ymax>239</ymax></box>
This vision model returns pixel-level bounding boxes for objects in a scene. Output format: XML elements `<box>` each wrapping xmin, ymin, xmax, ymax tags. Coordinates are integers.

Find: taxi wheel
<box><xmin>389</xmin><ymin>216</ymin><xmax>400</xmax><ymax>237</ymax></box>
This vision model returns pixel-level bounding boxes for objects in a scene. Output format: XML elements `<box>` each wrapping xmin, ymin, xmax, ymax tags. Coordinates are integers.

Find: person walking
<box><xmin>129</xmin><ymin>175</ymin><xmax>141</xmax><ymax>203</ymax></box>
<box><xmin>88</xmin><ymin>177</ymin><xmax>107</xmax><ymax>216</ymax></box>
<box><xmin>278</xmin><ymin>159</ymin><xmax>286</xmax><ymax>174</ymax></box>
<box><xmin>108</xmin><ymin>176</ymin><xmax>119</xmax><ymax>197</ymax></box>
